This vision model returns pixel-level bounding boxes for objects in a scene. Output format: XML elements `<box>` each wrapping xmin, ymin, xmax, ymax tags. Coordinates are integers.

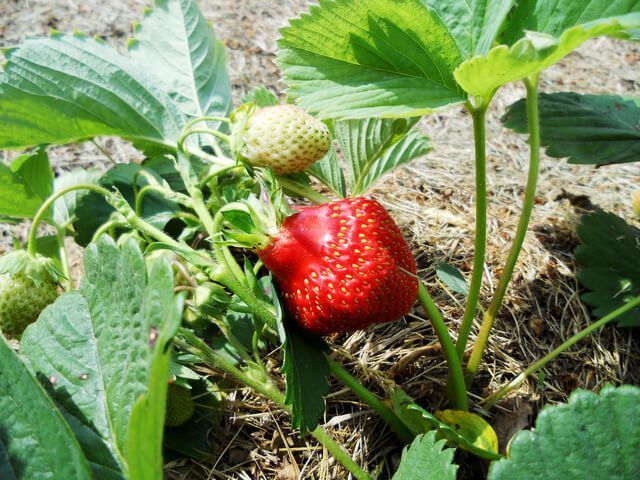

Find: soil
<box><xmin>1</xmin><ymin>1</ymin><xmax>639</xmax><ymax>479</ymax></box>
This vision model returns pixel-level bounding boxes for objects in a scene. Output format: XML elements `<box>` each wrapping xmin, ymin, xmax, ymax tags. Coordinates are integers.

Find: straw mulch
<box><xmin>2</xmin><ymin>1</ymin><xmax>639</xmax><ymax>478</ymax></box>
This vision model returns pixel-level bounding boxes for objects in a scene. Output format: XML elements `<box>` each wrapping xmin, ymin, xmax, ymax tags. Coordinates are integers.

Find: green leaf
<box><xmin>422</xmin><ymin>0</ymin><xmax>515</xmax><ymax>57</ymax></box>
<box><xmin>575</xmin><ymin>210</ymin><xmax>640</xmax><ymax>327</ymax></box>
<box><xmin>502</xmin><ymin>92</ymin><xmax>640</xmax><ymax>166</ymax></box>
<box><xmin>73</xmin><ymin>163</ymin><xmax>179</xmax><ymax>246</ymax></box>
<box><xmin>20</xmin><ymin>236</ymin><xmax>182</xmax><ymax>478</ymax></box>
<box><xmin>0</xmin><ymin>335</ymin><xmax>93</xmax><ymax>479</ymax></box>
<box><xmin>392</xmin><ymin>431</ymin><xmax>458</xmax><ymax>480</ymax></box>
<box><xmin>455</xmin><ymin>13</ymin><xmax>640</xmax><ymax>97</ymax></box>
<box><xmin>502</xmin><ymin>0</ymin><xmax>640</xmax><ymax>43</ymax></box>
<box><xmin>278</xmin><ymin>0</ymin><xmax>466</xmax><ymax>118</ymax></box>
<box><xmin>0</xmin><ymin>33</ymin><xmax>185</xmax><ymax>150</ymax></box>
<box><xmin>489</xmin><ymin>385</ymin><xmax>640</xmax><ymax>480</ymax></box>
<box><xmin>436</xmin><ymin>262</ymin><xmax>469</xmax><ymax>295</ymax></box>
<box><xmin>307</xmin><ymin>149</ymin><xmax>348</xmax><ymax>198</ymax></box>
<box><xmin>0</xmin><ymin>147</ymin><xmax>53</xmax><ymax>221</ymax></box>
<box><xmin>336</xmin><ymin>118</ymin><xmax>430</xmax><ymax>195</ymax></box>
<box><xmin>277</xmin><ymin>318</ymin><xmax>329</xmax><ymax>433</ymax></box>
<box><xmin>243</xmin><ymin>86</ymin><xmax>280</xmax><ymax>107</ymax></box>
<box><xmin>10</xmin><ymin>147</ymin><xmax>54</xmax><ymax>205</ymax></box>
<box><xmin>52</xmin><ymin>168</ymin><xmax>102</xmax><ymax>227</ymax></box>
<box><xmin>392</xmin><ymin>389</ymin><xmax>501</xmax><ymax>460</ymax></box>
<box><xmin>129</xmin><ymin>0</ymin><xmax>231</xmax><ymax>131</ymax></box>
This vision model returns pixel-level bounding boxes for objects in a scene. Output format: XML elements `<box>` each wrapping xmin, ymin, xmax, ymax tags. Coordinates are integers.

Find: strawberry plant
<box><xmin>0</xmin><ymin>0</ymin><xmax>639</xmax><ymax>479</ymax></box>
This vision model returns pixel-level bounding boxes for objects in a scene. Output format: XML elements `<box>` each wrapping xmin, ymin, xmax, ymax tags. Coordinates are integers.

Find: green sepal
<box><xmin>0</xmin><ymin>250</ymin><xmax>63</xmax><ymax>286</ymax></box>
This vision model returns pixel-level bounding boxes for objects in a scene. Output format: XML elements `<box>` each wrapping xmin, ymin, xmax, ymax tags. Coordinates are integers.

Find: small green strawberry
<box><xmin>237</xmin><ymin>104</ymin><xmax>330</xmax><ymax>174</ymax></box>
<box><xmin>165</xmin><ymin>383</ymin><xmax>195</xmax><ymax>427</ymax></box>
<box><xmin>0</xmin><ymin>251</ymin><xmax>60</xmax><ymax>338</ymax></box>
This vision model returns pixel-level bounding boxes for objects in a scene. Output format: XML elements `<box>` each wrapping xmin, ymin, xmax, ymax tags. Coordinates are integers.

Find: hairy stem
<box><xmin>418</xmin><ymin>283</ymin><xmax>469</xmax><ymax>410</ymax></box>
<box><xmin>466</xmin><ymin>75</ymin><xmax>541</xmax><ymax>383</ymax></box>
<box><xmin>482</xmin><ymin>295</ymin><xmax>640</xmax><ymax>408</ymax></box>
<box><xmin>455</xmin><ymin>104</ymin><xmax>489</xmax><ymax>360</ymax></box>
<box><xmin>56</xmin><ymin>229</ymin><xmax>71</xmax><ymax>290</ymax></box>
<box><xmin>176</xmin><ymin>330</ymin><xmax>373</xmax><ymax>480</ymax></box>
<box><xmin>326</xmin><ymin>356</ymin><xmax>414</xmax><ymax>443</ymax></box>
<box><xmin>28</xmin><ymin>184</ymin><xmax>112</xmax><ymax>256</ymax></box>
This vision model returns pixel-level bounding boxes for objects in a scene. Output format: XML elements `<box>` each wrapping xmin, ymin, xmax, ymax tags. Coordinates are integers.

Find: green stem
<box><xmin>176</xmin><ymin>330</ymin><xmax>372</xmax><ymax>480</ymax></box>
<box><xmin>455</xmin><ymin>104</ymin><xmax>488</xmax><ymax>360</ymax></box>
<box><xmin>28</xmin><ymin>184</ymin><xmax>112</xmax><ymax>256</ymax></box>
<box><xmin>481</xmin><ymin>295</ymin><xmax>640</xmax><ymax>408</ymax></box>
<box><xmin>309</xmin><ymin>428</ymin><xmax>372</xmax><ymax>480</ymax></box>
<box><xmin>91</xmin><ymin>139</ymin><xmax>117</xmax><ymax>165</ymax></box>
<box><xmin>466</xmin><ymin>75</ymin><xmax>541</xmax><ymax>383</ymax></box>
<box><xmin>418</xmin><ymin>283</ymin><xmax>469</xmax><ymax>410</ymax></box>
<box><xmin>56</xmin><ymin>229</ymin><xmax>72</xmax><ymax>290</ymax></box>
<box><xmin>276</xmin><ymin>176</ymin><xmax>332</xmax><ymax>204</ymax></box>
<box><xmin>326</xmin><ymin>356</ymin><xmax>414</xmax><ymax>443</ymax></box>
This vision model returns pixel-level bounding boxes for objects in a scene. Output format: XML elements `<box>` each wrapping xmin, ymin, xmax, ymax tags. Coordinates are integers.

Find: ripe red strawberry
<box><xmin>257</xmin><ymin>197</ymin><xmax>418</xmax><ymax>335</ymax></box>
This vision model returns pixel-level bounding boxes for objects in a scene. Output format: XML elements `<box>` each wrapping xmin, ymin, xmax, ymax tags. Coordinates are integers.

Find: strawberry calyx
<box><xmin>0</xmin><ymin>250</ymin><xmax>63</xmax><ymax>287</ymax></box>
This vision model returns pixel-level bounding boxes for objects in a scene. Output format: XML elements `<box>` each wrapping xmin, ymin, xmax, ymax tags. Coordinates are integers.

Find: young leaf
<box><xmin>436</xmin><ymin>262</ymin><xmax>469</xmax><ymax>295</ymax></box>
<box><xmin>502</xmin><ymin>93</ymin><xmax>640</xmax><ymax>166</ymax></box>
<box><xmin>575</xmin><ymin>210</ymin><xmax>640</xmax><ymax>327</ymax></box>
<box><xmin>0</xmin><ymin>33</ymin><xmax>185</xmax><ymax>150</ymax></box>
<box><xmin>392</xmin><ymin>431</ymin><xmax>458</xmax><ymax>480</ymax></box>
<box><xmin>0</xmin><ymin>335</ymin><xmax>93</xmax><ymax>479</ymax></box>
<box><xmin>278</xmin><ymin>0</ymin><xmax>466</xmax><ymax>118</ymax></box>
<box><xmin>20</xmin><ymin>236</ymin><xmax>182</xmax><ymax>478</ymax></box>
<box><xmin>333</xmin><ymin>118</ymin><xmax>431</xmax><ymax>196</ymax></box>
<box><xmin>0</xmin><ymin>147</ymin><xmax>53</xmax><ymax>221</ymax></box>
<box><xmin>489</xmin><ymin>385</ymin><xmax>640</xmax><ymax>479</ymax></box>
<box><xmin>455</xmin><ymin>12</ymin><xmax>640</xmax><ymax>97</ymax></box>
<box><xmin>277</xmin><ymin>317</ymin><xmax>330</xmax><ymax>433</ymax></box>
<box><xmin>129</xmin><ymin>0</ymin><xmax>232</xmax><ymax>130</ymax></box>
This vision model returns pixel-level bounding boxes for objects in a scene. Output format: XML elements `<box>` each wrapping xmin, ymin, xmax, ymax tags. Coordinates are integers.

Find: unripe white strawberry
<box><xmin>240</xmin><ymin>105</ymin><xmax>330</xmax><ymax>174</ymax></box>
<box><xmin>0</xmin><ymin>250</ymin><xmax>61</xmax><ymax>338</ymax></box>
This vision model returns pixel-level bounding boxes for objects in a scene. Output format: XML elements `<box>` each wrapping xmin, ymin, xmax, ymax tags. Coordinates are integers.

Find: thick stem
<box><xmin>455</xmin><ymin>104</ymin><xmax>488</xmax><ymax>360</ymax></box>
<box><xmin>326</xmin><ymin>356</ymin><xmax>414</xmax><ymax>443</ymax></box>
<box><xmin>276</xmin><ymin>176</ymin><xmax>332</xmax><ymax>204</ymax></box>
<box><xmin>28</xmin><ymin>184</ymin><xmax>112</xmax><ymax>256</ymax></box>
<box><xmin>418</xmin><ymin>283</ymin><xmax>469</xmax><ymax>410</ymax></box>
<box><xmin>466</xmin><ymin>75</ymin><xmax>541</xmax><ymax>383</ymax></box>
<box><xmin>482</xmin><ymin>295</ymin><xmax>640</xmax><ymax>408</ymax></box>
<box><xmin>176</xmin><ymin>330</ymin><xmax>372</xmax><ymax>480</ymax></box>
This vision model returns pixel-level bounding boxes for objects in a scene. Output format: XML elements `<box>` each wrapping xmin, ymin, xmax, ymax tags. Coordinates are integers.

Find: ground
<box><xmin>1</xmin><ymin>1</ymin><xmax>640</xmax><ymax>479</ymax></box>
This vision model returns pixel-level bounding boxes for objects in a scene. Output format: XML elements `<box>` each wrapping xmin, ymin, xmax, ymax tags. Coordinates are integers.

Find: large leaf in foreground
<box><xmin>503</xmin><ymin>93</ymin><xmax>640</xmax><ymax>166</ymax></box>
<box><xmin>0</xmin><ymin>335</ymin><xmax>92</xmax><ymax>480</ymax></box>
<box><xmin>392</xmin><ymin>431</ymin><xmax>457</xmax><ymax>480</ymax></box>
<box><xmin>0</xmin><ymin>33</ymin><xmax>185</xmax><ymax>150</ymax></box>
<box><xmin>489</xmin><ymin>385</ymin><xmax>640</xmax><ymax>479</ymax></box>
<box><xmin>129</xmin><ymin>0</ymin><xmax>231</xmax><ymax>129</ymax></box>
<box><xmin>21</xmin><ymin>236</ymin><xmax>181</xmax><ymax>478</ymax></box>
<box><xmin>575</xmin><ymin>210</ymin><xmax>640</xmax><ymax>327</ymax></box>
<box><xmin>278</xmin><ymin>0</ymin><xmax>466</xmax><ymax>118</ymax></box>
<box><xmin>455</xmin><ymin>13</ymin><xmax>640</xmax><ymax>97</ymax></box>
